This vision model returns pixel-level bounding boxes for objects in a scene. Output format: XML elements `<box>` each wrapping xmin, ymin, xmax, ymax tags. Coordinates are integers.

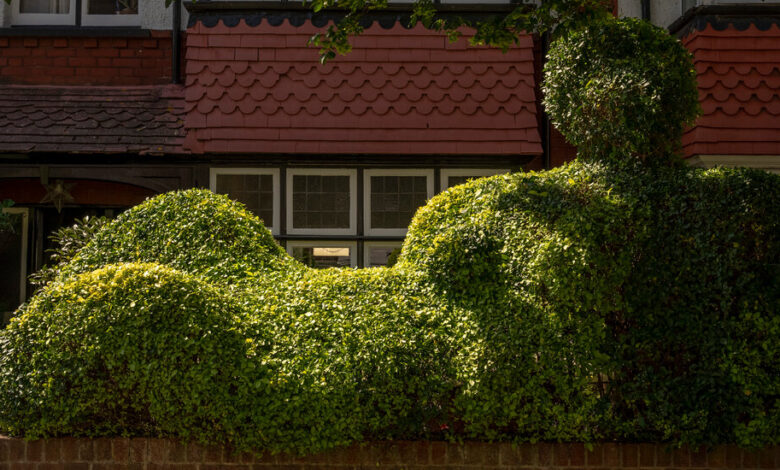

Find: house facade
<box><xmin>1</xmin><ymin>0</ymin><xmax>779</xmax><ymax>319</ymax></box>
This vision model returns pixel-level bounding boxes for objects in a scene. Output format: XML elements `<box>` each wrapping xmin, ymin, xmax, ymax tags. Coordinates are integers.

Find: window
<box><xmin>11</xmin><ymin>0</ymin><xmax>139</xmax><ymax>26</ymax></box>
<box><xmin>364</xmin><ymin>241</ymin><xmax>403</xmax><ymax>268</ymax></box>
<box><xmin>0</xmin><ymin>208</ymin><xmax>28</xmax><ymax>324</ymax></box>
<box><xmin>210</xmin><ymin>166</ymin><xmax>511</xmax><ymax>269</ymax></box>
<box><xmin>287</xmin><ymin>169</ymin><xmax>357</xmax><ymax>236</ymax></box>
<box><xmin>364</xmin><ymin>169</ymin><xmax>434</xmax><ymax>236</ymax></box>
<box><xmin>287</xmin><ymin>241</ymin><xmax>357</xmax><ymax>269</ymax></box>
<box><xmin>440</xmin><ymin>168</ymin><xmax>510</xmax><ymax>191</ymax></box>
<box><xmin>210</xmin><ymin>168</ymin><xmax>280</xmax><ymax>235</ymax></box>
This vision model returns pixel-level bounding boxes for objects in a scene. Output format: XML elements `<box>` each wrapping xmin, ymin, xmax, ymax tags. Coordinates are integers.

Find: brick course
<box><xmin>0</xmin><ymin>34</ymin><xmax>179</xmax><ymax>86</ymax></box>
<box><xmin>0</xmin><ymin>438</ymin><xmax>776</xmax><ymax>470</ymax></box>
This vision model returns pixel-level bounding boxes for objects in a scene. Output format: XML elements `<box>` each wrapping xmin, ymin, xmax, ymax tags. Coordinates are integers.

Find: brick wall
<box><xmin>549</xmin><ymin>126</ymin><xmax>578</xmax><ymax>167</ymax></box>
<box><xmin>0</xmin><ymin>33</ymin><xmax>177</xmax><ymax>86</ymax></box>
<box><xmin>1</xmin><ymin>437</ymin><xmax>777</xmax><ymax>470</ymax></box>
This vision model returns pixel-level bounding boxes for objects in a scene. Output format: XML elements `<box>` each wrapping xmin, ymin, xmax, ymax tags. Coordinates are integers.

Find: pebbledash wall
<box><xmin>0</xmin><ymin>437</ymin><xmax>778</xmax><ymax>470</ymax></box>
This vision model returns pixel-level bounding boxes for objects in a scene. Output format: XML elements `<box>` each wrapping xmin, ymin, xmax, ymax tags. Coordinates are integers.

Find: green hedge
<box><xmin>401</xmin><ymin>161</ymin><xmax>780</xmax><ymax>447</ymax></box>
<box><xmin>1</xmin><ymin>161</ymin><xmax>778</xmax><ymax>452</ymax></box>
<box><xmin>1</xmin><ymin>17</ymin><xmax>778</xmax><ymax>454</ymax></box>
<box><xmin>543</xmin><ymin>18</ymin><xmax>700</xmax><ymax>162</ymax></box>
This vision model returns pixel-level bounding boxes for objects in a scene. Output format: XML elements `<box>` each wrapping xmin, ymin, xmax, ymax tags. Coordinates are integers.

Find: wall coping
<box><xmin>0</xmin><ymin>437</ymin><xmax>778</xmax><ymax>469</ymax></box>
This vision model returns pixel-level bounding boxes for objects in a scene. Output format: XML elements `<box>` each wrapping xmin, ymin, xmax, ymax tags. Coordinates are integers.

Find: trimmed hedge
<box><xmin>543</xmin><ymin>18</ymin><xmax>700</xmax><ymax>162</ymax></box>
<box><xmin>0</xmin><ymin>17</ymin><xmax>777</xmax><ymax>455</ymax></box>
<box><xmin>400</xmin><ymin>161</ymin><xmax>780</xmax><ymax>447</ymax></box>
<box><xmin>1</xmin><ymin>161</ymin><xmax>778</xmax><ymax>453</ymax></box>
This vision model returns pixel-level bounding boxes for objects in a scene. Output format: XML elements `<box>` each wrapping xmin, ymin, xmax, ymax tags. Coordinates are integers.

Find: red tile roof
<box><xmin>682</xmin><ymin>23</ymin><xmax>780</xmax><ymax>157</ymax></box>
<box><xmin>0</xmin><ymin>85</ymin><xmax>185</xmax><ymax>155</ymax></box>
<box><xmin>183</xmin><ymin>19</ymin><xmax>542</xmax><ymax>156</ymax></box>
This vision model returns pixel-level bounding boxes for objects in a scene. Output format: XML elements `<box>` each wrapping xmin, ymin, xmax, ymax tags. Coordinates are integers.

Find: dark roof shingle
<box><xmin>0</xmin><ymin>85</ymin><xmax>186</xmax><ymax>155</ymax></box>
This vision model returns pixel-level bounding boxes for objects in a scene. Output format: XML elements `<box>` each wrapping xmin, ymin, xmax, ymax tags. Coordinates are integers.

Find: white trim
<box><xmin>440</xmin><ymin>168</ymin><xmax>510</xmax><ymax>191</ymax></box>
<box><xmin>286</xmin><ymin>240</ymin><xmax>358</xmax><ymax>268</ymax></box>
<box><xmin>2</xmin><ymin>207</ymin><xmax>29</xmax><ymax>307</ymax></box>
<box><xmin>209</xmin><ymin>167</ymin><xmax>280</xmax><ymax>235</ymax></box>
<box><xmin>81</xmin><ymin>0</ymin><xmax>140</xmax><ymax>27</ymax></box>
<box><xmin>363</xmin><ymin>241</ymin><xmax>403</xmax><ymax>268</ymax></box>
<box><xmin>286</xmin><ymin>168</ymin><xmax>357</xmax><ymax>236</ymax></box>
<box><xmin>11</xmin><ymin>0</ymin><xmax>76</xmax><ymax>25</ymax></box>
<box><xmin>364</xmin><ymin>169</ymin><xmax>434</xmax><ymax>237</ymax></box>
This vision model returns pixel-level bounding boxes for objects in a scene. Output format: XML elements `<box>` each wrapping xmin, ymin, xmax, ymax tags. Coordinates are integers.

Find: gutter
<box><xmin>172</xmin><ymin>0</ymin><xmax>182</xmax><ymax>85</ymax></box>
<box><xmin>668</xmin><ymin>4</ymin><xmax>780</xmax><ymax>35</ymax></box>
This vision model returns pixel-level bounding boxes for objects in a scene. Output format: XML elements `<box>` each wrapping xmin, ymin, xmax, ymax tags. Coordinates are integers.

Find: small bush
<box><xmin>60</xmin><ymin>190</ymin><xmax>302</xmax><ymax>288</ymax></box>
<box><xmin>29</xmin><ymin>215</ymin><xmax>109</xmax><ymax>290</ymax></box>
<box><xmin>543</xmin><ymin>18</ymin><xmax>700</xmax><ymax>162</ymax></box>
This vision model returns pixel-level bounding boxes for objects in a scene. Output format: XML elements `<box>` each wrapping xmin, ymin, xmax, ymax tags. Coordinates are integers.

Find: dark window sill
<box><xmin>0</xmin><ymin>26</ymin><xmax>151</xmax><ymax>37</ymax></box>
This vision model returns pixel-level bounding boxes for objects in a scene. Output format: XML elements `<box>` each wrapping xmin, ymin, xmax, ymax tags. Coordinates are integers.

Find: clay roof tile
<box><xmin>684</xmin><ymin>24</ymin><xmax>780</xmax><ymax>157</ymax></box>
<box><xmin>184</xmin><ymin>19</ymin><xmax>541</xmax><ymax>155</ymax></box>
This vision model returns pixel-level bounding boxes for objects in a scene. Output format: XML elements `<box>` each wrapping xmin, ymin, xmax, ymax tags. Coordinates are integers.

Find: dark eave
<box><xmin>669</xmin><ymin>5</ymin><xmax>780</xmax><ymax>37</ymax></box>
<box><xmin>0</xmin><ymin>26</ymin><xmax>151</xmax><ymax>38</ymax></box>
<box><xmin>184</xmin><ymin>1</ymin><xmax>523</xmax><ymax>29</ymax></box>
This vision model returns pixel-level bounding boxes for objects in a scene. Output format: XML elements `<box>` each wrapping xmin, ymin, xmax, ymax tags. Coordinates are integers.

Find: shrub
<box><xmin>29</xmin><ymin>215</ymin><xmax>109</xmax><ymax>290</ymax></box>
<box><xmin>60</xmin><ymin>190</ymin><xmax>302</xmax><ymax>288</ymax></box>
<box><xmin>543</xmin><ymin>18</ymin><xmax>700</xmax><ymax>162</ymax></box>
<box><xmin>2</xmin><ymin>162</ymin><xmax>777</xmax><ymax>452</ymax></box>
<box><xmin>0</xmin><ymin>263</ymin><xmax>256</xmax><ymax>441</ymax></box>
<box><xmin>400</xmin><ymin>160</ymin><xmax>780</xmax><ymax>447</ymax></box>
<box><xmin>0</xmin><ymin>17</ymin><xmax>777</xmax><ymax>450</ymax></box>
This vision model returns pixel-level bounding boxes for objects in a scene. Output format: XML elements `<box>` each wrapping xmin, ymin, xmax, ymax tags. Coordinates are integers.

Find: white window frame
<box><xmin>80</xmin><ymin>0</ymin><xmax>140</xmax><ymax>27</ymax></box>
<box><xmin>2</xmin><ymin>207</ymin><xmax>29</xmax><ymax>308</ymax></box>
<box><xmin>11</xmin><ymin>0</ymin><xmax>76</xmax><ymax>25</ymax></box>
<box><xmin>210</xmin><ymin>167</ymin><xmax>280</xmax><ymax>236</ymax></box>
<box><xmin>286</xmin><ymin>240</ymin><xmax>358</xmax><ymax>269</ymax></box>
<box><xmin>10</xmin><ymin>0</ymin><xmax>140</xmax><ymax>26</ymax></box>
<box><xmin>440</xmin><ymin>168</ymin><xmax>510</xmax><ymax>192</ymax></box>
<box><xmin>364</xmin><ymin>169</ymin><xmax>434</xmax><ymax>237</ymax></box>
<box><xmin>286</xmin><ymin>168</ymin><xmax>357</xmax><ymax>236</ymax></box>
<box><xmin>363</xmin><ymin>241</ymin><xmax>404</xmax><ymax>268</ymax></box>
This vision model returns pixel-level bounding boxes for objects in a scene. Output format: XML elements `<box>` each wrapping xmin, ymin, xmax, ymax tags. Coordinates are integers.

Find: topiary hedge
<box><xmin>1</xmin><ymin>16</ymin><xmax>778</xmax><ymax>455</ymax></box>
<box><xmin>543</xmin><ymin>18</ymin><xmax>700</xmax><ymax>163</ymax></box>
<box><xmin>1</xmin><ymin>161</ymin><xmax>778</xmax><ymax>452</ymax></box>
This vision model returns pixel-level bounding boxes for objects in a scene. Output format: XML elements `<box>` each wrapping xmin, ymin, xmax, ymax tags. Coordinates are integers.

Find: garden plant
<box><xmin>0</xmin><ymin>17</ymin><xmax>778</xmax><ymax>454</ymax></box>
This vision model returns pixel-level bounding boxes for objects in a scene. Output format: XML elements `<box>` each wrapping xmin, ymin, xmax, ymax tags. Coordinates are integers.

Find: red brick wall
<box><xmin>549</xmin><ymin>126</ymin><xmax>578</xmax><ymax>167</ymax></box>
<box><xmin>1</xmin><ymin>437</ymin><xmax>777</xmax><ymax>469</ymax></box>
<box><xmin>524</xmin><ymin>126</ymin><xmax>577</xmax><ymax>171</ymax></box>
<box><xmin>0</xmin><ymin>33</ymin><xmax>177</xmax><ymax>86</ymax></box>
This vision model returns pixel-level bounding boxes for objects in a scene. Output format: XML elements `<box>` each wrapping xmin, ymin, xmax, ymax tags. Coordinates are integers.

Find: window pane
<box><xmin>20</xmin><ymin>0</ymin><xmax>69</xmax><ymax>14</ymax></box>
<box><xmin>292</xmin><ymin>174</ymin><xmax>351</xmax><ymax>229</ymax></box>
<box><xmin>370</xmin><ymin>175</ymin><xmax>427</xmax><ymax>229</ymax></box>
<box><xmin>87</xmin><ymin>0</ymin><xmax>136</xmax><ymax>14</ymax></box>
<box><xmin>0</xmin><ymin>213</ymin><xmax>24</xmax><ymax>322</ymax></box>
<box><xmin>292</xmin><ymin>246</ymin><xmax>352</xmax><ymax>269</ymax></box>
<box><xmin>216</xmin><ymin>174</ymin><xmax>274</xmax><ymax>228</ymax></box>
<box><xmin>367</xmin><ymin>245</ymin><xmax>401</xmax><ymax>267</ymax></box>
<box><xmin>447</xmin><ymin>176</ymin><xmax>480</xmax><ymax>188</ymax></box>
